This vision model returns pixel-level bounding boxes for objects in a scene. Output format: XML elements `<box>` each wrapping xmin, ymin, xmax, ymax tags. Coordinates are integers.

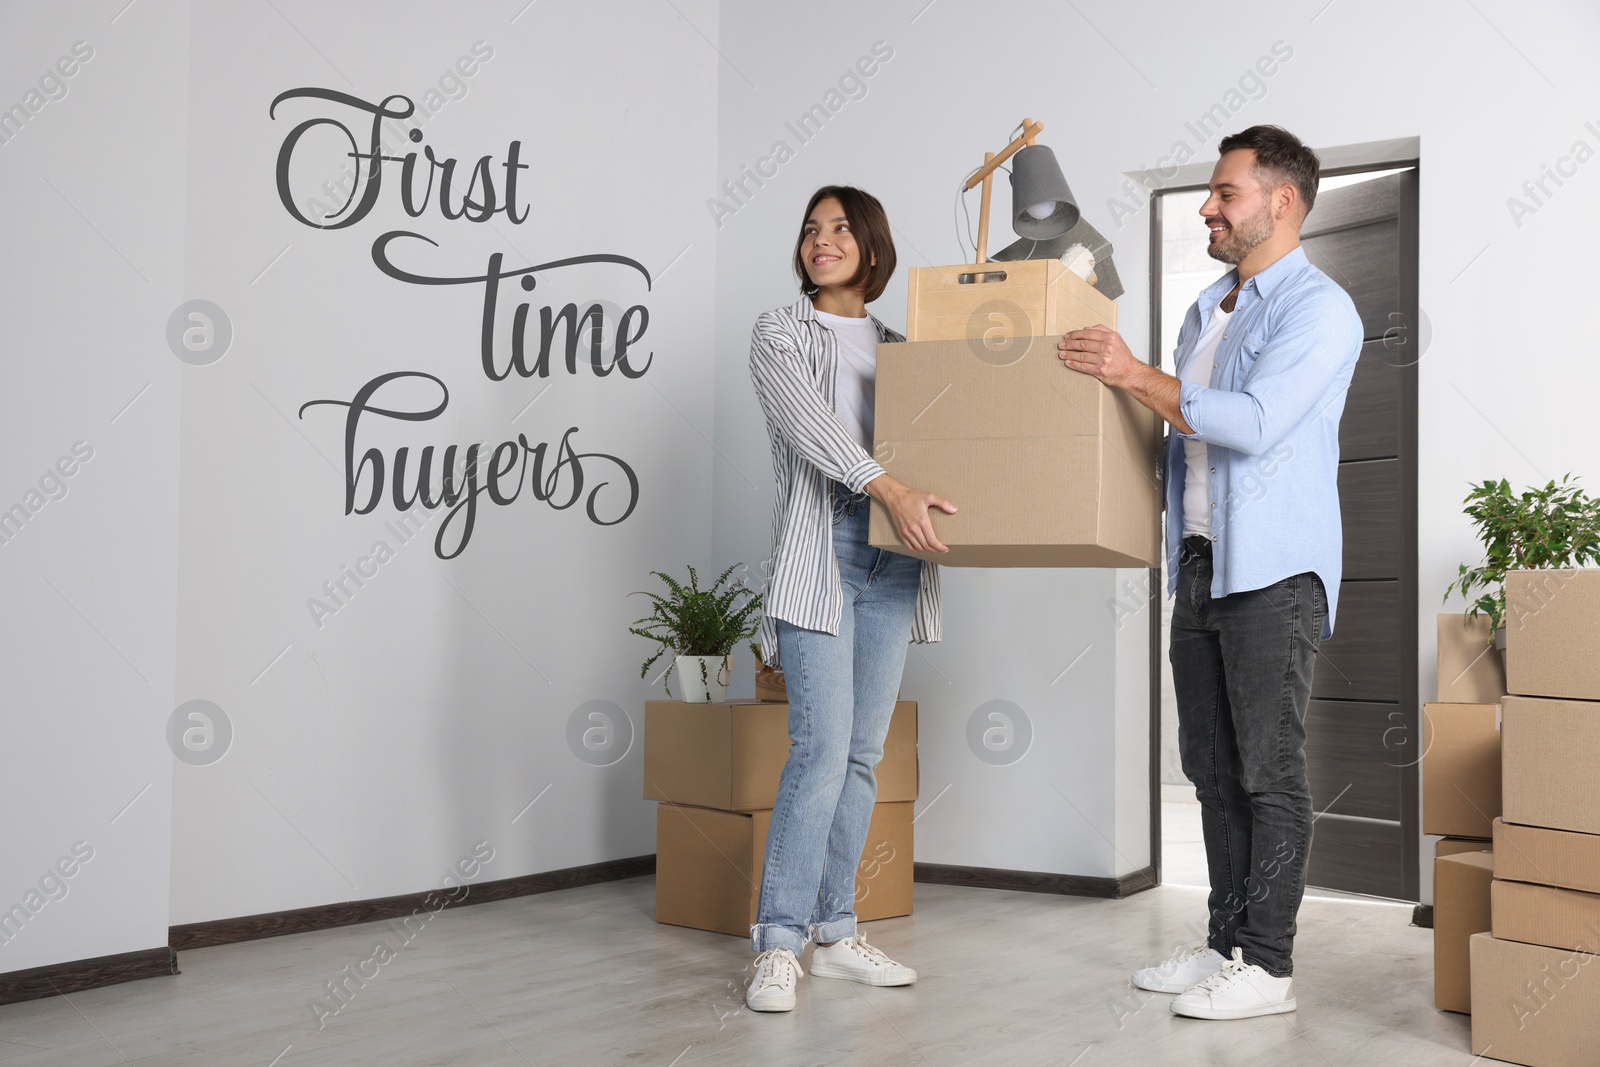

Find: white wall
<box><xmin>168</xmin><ymin>0</ymin><xmax>720</xmax><ymax>923</ymax></box>
<box><xmin>0</xmin><ymin>2</ymin><xmax>187</xmax><ymax>971</ymax></box>
<box><xmin>712</xmin><ymin>0</ymin><xmax>1600</xmax><ymax>889</ymax></box>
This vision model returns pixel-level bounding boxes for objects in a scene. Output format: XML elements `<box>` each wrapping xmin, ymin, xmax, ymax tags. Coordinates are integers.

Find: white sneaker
<box><xmin>1170</xmin><ymin>948</ymin><xmax>1296</xmax><ymax>1020</ymax></box>
<box><xmin>746</xmin><ymin>949</ymin><xmax>803</xmax><ymax>1012</ymax></box>
<box><xmin>809</xmin><ymin>935</ymin><xmax>916</xmax><ymax>987</ymax></box>
<box><xmin>1131</xmin><ymin>946</ymin><xmax>1228</xmax><ymax>993</ymax></box>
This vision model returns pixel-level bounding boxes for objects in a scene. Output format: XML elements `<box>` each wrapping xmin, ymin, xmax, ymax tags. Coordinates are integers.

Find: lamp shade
<box><xmin>1010</xmin><ymin>144</ymin><xmax>1079</xmax><ymax>239</ymax></box>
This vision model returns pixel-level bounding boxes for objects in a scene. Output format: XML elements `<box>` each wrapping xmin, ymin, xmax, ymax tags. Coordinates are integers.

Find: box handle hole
<box><xmin>958</xmin><ymin>271</ymin><xmax>1008</xmax><ymax>285</ymax></box>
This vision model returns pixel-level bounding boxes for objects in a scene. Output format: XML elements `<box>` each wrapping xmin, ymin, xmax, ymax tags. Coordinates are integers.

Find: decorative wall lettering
<box><xmin>275</xmin><ymin>88</ymin><xmax>648</xmax><ymax>559</ymax></box>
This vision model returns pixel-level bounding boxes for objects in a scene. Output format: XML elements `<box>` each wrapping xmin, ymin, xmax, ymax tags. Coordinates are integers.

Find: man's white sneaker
<box><xmin>809</xmin><ymin>935</ymin><xmax>916</xmax><ymax>987</ymax></box>
<box><xmin>1170</xmin><ymin>948</ymin><xmax>1296</xmax><ymax>1020</ymax></box>
<box><xmin>1131</xmin><ymin>946</ymin><xmax>1228</xmax><ymax>994</ymax></box>
<box><xmin>746</xmin><ymin>949</ymin><xmax>803</xmax><ymax>1012</ymax></box>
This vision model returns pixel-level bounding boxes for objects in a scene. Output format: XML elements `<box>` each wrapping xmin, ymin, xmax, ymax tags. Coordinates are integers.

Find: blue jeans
<box><xmin>750</xmin><ymin>490</ymin><xmax>921</xmax><ymax>955</ymax></box>
<box><xmin>1170</xmin><ymin>536</ymin><xmax>1325</xmax><ymax>978</ymax></box>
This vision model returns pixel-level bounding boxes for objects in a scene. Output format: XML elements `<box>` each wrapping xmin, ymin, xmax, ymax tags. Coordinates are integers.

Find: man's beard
<box><xmin>1206</xmin><ymin>201</ymin><xmax>1275</xmax><ymax>265</ymax></box>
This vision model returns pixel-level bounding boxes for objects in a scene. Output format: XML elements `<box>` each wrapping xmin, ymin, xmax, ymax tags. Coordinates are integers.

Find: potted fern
<box><xmin>1443</xmin><ymin>474</ymin><xmax>1600</xmax><ymax>650</ymax></box>
<box><xmin>630</xmin><ymin>564</ymin><xmax>762</xmax><ymax>702</ymax></box>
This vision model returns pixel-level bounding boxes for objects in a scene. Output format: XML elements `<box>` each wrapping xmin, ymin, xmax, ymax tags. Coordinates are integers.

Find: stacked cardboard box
<box><xmin>1423</xmin><ymin>701</ymin><xmax>1501</xmax><ymax>841</ymax></box>
<box><xmin>644</xmin><ymin>699</ymin><xmax>918</xmax><ymax>937</ymax></box>
<box><xmin>1437</xmin><ymin>612</ymin><xmax>1508</xmax><ymax>704</ymax></box>
<box><xmin>1435</xmin><ymin>846</ymin><xmax>1495</xmax><ymax>1013</ymax></box>
<box><xmin>1426</xmin><ymin>614</ymin><xmax>1506</xmax><ymax>1013</ymax></box>
<box><xmin>1469</xmin><ymin>571</ymin><xmax>1600</xmax><ymax>1067</ymax></box>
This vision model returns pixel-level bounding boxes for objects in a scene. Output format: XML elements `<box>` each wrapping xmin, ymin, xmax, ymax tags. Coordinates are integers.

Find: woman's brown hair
<box><xmin>792</xmin><ymin>185</ymin><xmax>897</xmax><ymax>303</ymax></box>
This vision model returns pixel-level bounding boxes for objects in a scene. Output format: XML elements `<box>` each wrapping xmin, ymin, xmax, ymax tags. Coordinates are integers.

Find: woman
<box><xmin>745</xmin><ymin>186</ymin><xmax>955</xmax><ymax>1013</ymax></box>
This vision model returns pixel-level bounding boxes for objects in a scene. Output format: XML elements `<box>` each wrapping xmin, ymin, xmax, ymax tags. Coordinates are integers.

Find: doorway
<box><xmin>1147</xmin><ymin>148</ymin><xmax>1422</xmax><ymax>901</ymax></box>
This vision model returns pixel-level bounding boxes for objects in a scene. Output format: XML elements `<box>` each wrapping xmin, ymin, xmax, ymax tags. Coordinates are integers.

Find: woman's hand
<box><xmin>865</xmin><ymin>475</ymin><xmax>956</xmax><ymax>554</ymax></box>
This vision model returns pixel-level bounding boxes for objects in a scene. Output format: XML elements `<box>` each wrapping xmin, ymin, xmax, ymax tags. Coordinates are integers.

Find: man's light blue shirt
<box><xmin>1164</xmin><ymin>245</ymin><xmax>1363</xmax><ymax>639</ymax></box>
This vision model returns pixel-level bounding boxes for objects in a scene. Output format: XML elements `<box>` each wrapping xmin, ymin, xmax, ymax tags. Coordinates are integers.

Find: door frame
<box><xmin>1136</xmin><ymin>137</ymin><xmax>1423</xmax><ymax>899</ymax></box>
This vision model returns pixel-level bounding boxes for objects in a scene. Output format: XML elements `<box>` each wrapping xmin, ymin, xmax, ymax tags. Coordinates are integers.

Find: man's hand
<box><xmin>864</xmin><ymin>474</ymin><xmax>956</xmax><ymax>554</ymax></box>
<box><xmin>1058</xmin><ymin>325</ymin><xmax>1141</xmax><ymax>388</ymax></box>
<box><xmin>1058</xmin><ymin>323</ymin><xmax>1194</xmax><ymax>433</ymax></box>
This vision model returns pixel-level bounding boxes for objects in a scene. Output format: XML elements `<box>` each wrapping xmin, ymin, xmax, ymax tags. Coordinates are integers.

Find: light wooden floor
<box><xmin>0</xmin><ymin>875</ymin><xmax>1471</xmax><ymax>1066</ymax></box>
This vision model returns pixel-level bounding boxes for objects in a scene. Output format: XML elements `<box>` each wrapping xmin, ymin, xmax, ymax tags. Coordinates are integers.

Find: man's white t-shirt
<box><xmin>816</xmin><ymin>309</ymin><xmax>879</xmax><ymax>453</ymax></box>
<box><xmin>1179</xmin><ymin>303</ymin><xmax>1233</xmax><ymax>538</ymax></box>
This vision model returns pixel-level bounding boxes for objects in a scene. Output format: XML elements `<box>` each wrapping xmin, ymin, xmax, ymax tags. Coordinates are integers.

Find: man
<box><xmin>1058</xmin><ymin>125</ymin><xmax>1361</xmax><ymax>1020</ymax></box>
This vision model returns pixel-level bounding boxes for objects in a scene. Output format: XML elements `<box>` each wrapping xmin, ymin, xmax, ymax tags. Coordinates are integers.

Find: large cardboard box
<box><xmin>654</xmin><ymin>801</ymin><xmax>913</xmax><ymax>937</ymax></box>
<box><xmin>1470</xmin><ymin>933</ymin><xmax>1600</xmax><ymax>1066</ymax></box>
<box><xmin>1493</xmin><ymin>880</ymin><xmax>1600</xmax><ymax>954</ymax></box>
<box><xmin>643</xmin><ymin>700</ymin><xmax>917</xmax><ymax>811</ymax></box>
<box><xmin>905</xmin><ymin>258</ymin><xmax>1116</xmax><ymax>342</ymax></box>
<box><xmin>1494</xmin><ymin>819</ymin><xmax>1600</xmax><ymax>895</ymax></box>
<box><xmin>1422</xmin><ymin>703</ymin><xmax>1502</xmax><ymax>838</ymax></box>
<box><xmin>1435</xmin><ymin>849</ymin><xmax>1495</xmax><ymax>1013</ymax></box>
<box><xmin>1437</xmin><ymin>612</ymin><xmax>1507</xmax><ymax>703</ymax></box>
<box><xmin>868</xmin><ymin>336</ymin><xmax>1161</xmax><ymax>568</ymax></box>
<box><xmin>1505</xmin><ymin>569</ymin><xmax>1600</xmax><ymax>701</ymax></box>
<box><xmin>1502</xmin><ymin>696</ymin><xmax>1600</xmax><ymax>836</ymax></box>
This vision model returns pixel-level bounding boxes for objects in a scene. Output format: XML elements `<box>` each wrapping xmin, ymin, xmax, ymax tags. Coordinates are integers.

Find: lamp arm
<box><xmin>963</xmin><ymin>118</ymin><xmax>1045</xmax><ymax>191</ymax></box>
<box><xmin>975</xmin><ymin>153</ymin><xmax>994</xmax><ymax>265</ymax></box>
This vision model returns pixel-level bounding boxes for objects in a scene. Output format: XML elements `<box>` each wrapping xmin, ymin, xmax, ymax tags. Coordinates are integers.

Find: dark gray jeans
<box><xmin>1171</xmin><ymin>536</ymin><xmax>1325</xmax><ymax>978</ymax></box>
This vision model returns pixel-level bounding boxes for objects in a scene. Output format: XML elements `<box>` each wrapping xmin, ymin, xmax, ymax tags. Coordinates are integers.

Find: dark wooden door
<box><xmin>1298</xmin><ymin>170</ymin><xmax>1420</xmax><ymax>899</ymax></box>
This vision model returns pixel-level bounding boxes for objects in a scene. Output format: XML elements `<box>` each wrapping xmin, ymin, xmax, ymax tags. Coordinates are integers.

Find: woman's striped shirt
<box><xmin>748</xmin><ymin>297</ymin><xmax>942</xmax><ymax>667</ymax></box>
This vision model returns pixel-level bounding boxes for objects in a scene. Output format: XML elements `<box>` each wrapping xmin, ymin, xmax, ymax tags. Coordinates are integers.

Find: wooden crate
<box><xmin>906</xmin><ymin>258</ymin><xmax>1116</xmax><ymax>342</ymax></box>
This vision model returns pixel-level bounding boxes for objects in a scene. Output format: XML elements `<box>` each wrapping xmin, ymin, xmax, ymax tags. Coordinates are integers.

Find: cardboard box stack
<box><xmin>1426</xmin><ymin>613</ymin><xmax>1506</xmax><ymax>1013</ymax></box>
<box><xmin>1469</xmin><ymin>570</ymin><xmax>1600</xmax><ymax>1067</ymax></box>
<box><xmin>868</xmin><ymin>264</ymin><xmax>1162</xmax><ymax>568</ymax></box>
<box><xmin>644</xmin><ymin>699</ymin><xmax>918</xmax><ymax>937</ymax></box>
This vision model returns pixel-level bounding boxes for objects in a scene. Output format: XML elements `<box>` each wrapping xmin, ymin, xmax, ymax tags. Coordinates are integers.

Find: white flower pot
<box><xmin>675</xmin><ymin>655</ymin><xmax>732</xmax><ymax>703</ymax></box>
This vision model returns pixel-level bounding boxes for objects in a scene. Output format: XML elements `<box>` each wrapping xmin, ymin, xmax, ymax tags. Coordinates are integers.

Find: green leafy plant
<box><xmin>629</xmin><ymin>564</ymin><xmax>762</xmax><ymax>697</ymax></box>
<box><xmin>1443</xmin><ymin>475</ymin><xmax>1600</xmax><ymax>635</ymax></box>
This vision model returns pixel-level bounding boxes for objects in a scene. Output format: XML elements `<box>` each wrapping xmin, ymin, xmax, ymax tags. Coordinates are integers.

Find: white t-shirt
<box><xmin>816</xmin><ymin>309</ymin><xmax>879</xmax><ymax>453</ymax></box>
<box><xmin>1179</xmin><ymin>303</ymin><xmax>1232</xmax><ymax>538</ymax></box>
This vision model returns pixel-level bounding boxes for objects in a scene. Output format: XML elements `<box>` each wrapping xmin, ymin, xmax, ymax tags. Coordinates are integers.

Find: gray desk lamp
<box><xmin>965</xmin><ymin>118</ymin><xmax>1079</xmax><ymax>262</ymax></box>
<box><xmin>969</xmin><ymin>117</ymin><xmax>1124</xmax><ymax>300</ymax></box>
